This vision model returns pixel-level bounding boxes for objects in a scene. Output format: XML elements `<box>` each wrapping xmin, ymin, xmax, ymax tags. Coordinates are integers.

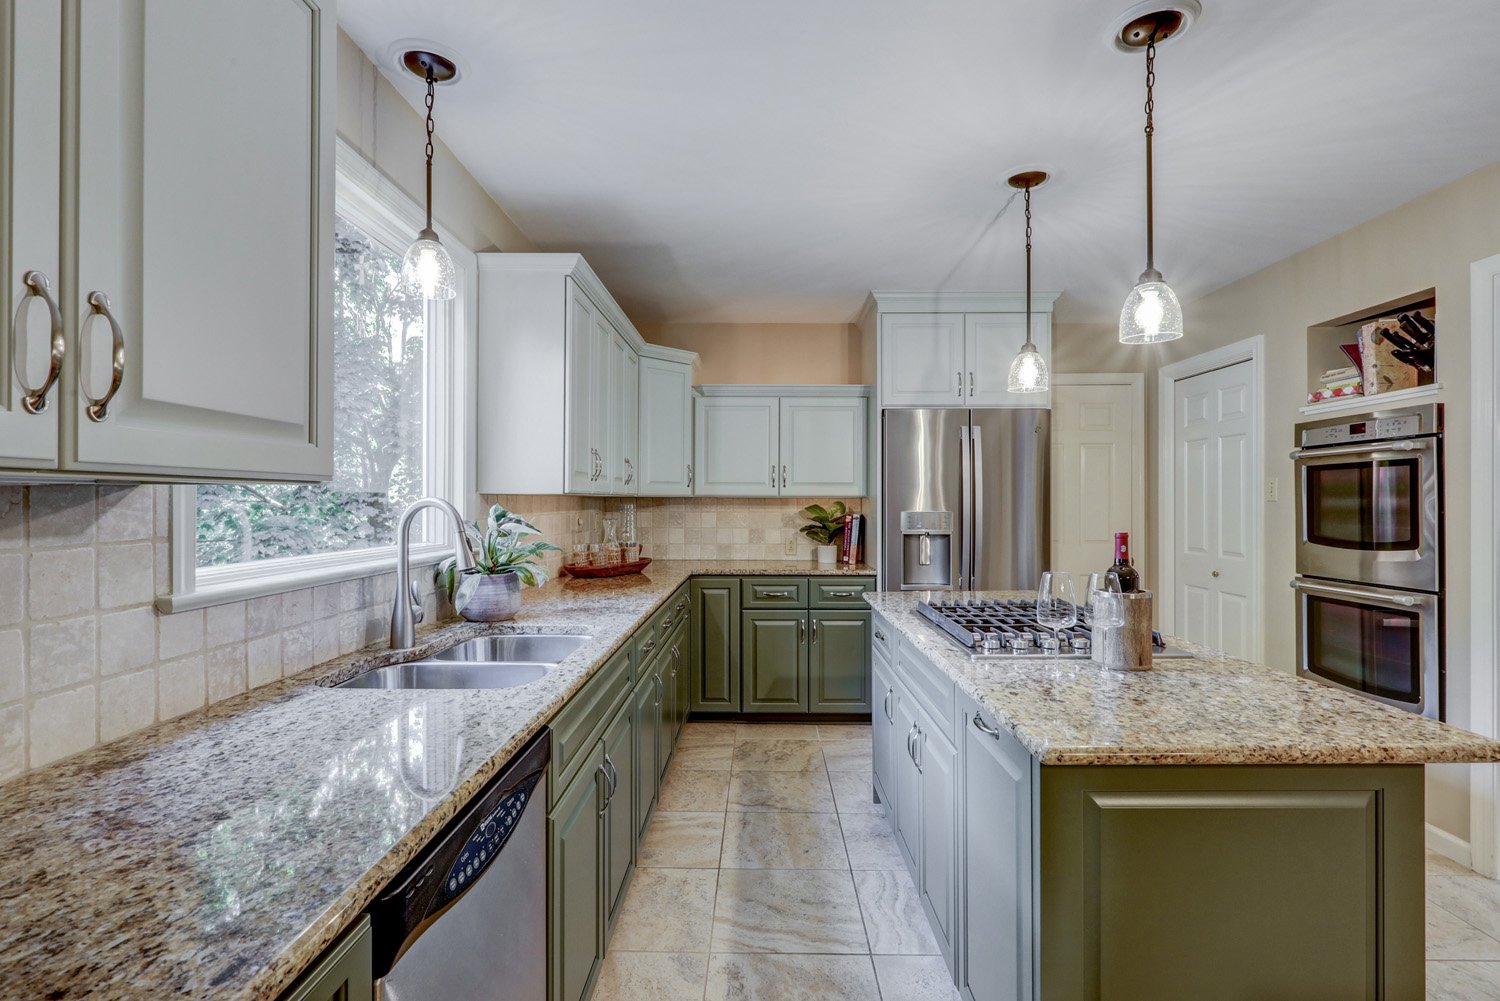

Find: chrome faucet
<box><xmin>391</xmin><ymin>498</ymin><xmax>476</xmax><ymax>650</ymax></box>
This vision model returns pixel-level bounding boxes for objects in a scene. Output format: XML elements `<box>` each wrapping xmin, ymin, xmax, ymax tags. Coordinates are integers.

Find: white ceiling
<box><xmin>338</xmin><ymin>0</ymin><xmax>1500</xmax><ymax>325</ymax></box>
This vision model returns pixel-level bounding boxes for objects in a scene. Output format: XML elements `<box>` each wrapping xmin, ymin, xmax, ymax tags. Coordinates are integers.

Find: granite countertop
<box><xmin>0</xmin><ymin>560</ymin><xmax>871</xmax><ymax>1001</ymax></box>
<box><xmin>866</xmin><ymin>590</ymin><xmax>1500</xmax><ymax>767</ymax></box>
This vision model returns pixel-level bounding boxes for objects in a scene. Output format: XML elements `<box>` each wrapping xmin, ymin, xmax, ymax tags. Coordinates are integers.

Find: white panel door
<box><xmin>779</xmin><ymin>396</ymin><xmax>867</xmax><ymax>497</ymax></box>
<box><xmin>564</xmin><ymin>284</ymin><xmax>598</xmax><ymax>493</ymax></box>
<box><xmin>881</xmin><ymin>313</ymin><xmax>966</xmax><ymax>407</ymax></box>
<box><xmin>693</xmin><ymin>396</ymin><xmax>778</xmax><ymax>497</ymax></box>
<box><xmin>0</xmin><ymin>0</ymin><xmax>62</xmax><ymax>467</ymax></box>
<box><xmin>1173</xmin><ymin>361</ymin><xmax>1255</xmax><ymax>657</ymax></box>
<box><xmin>70</xmin><ymin>0</ymin><xmax>333</xmax><ymax>480</ymax></box>
<box><xmin>1051</xmin><ymin>381</ymin><xmax>1141</xmax><ymax>583</ymax></box>
<box><xmin>637</xmin><ymin>357</ymin><xmax>692</xmax><ymax>495</ymax></box>
<box><xmin>965</xmin><ymin>313</ymin><xmax>1052</xmax><ymax>408</ymax></box>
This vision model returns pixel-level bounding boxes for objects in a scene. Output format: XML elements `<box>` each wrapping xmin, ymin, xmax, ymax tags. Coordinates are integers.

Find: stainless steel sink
<box><xmin>429</xmin><ymin>635</ymin><xmax>590</xmax><ymax>664</ymax></box>
<box><xmin>336</xmin><ymin>661</ymin><xmax>552</xmax><ymax>690</ymax></box>
<box><xmin>333</xmin><ymin>634</ymin><xmax>592</xmax><ymax>690</ymax></box>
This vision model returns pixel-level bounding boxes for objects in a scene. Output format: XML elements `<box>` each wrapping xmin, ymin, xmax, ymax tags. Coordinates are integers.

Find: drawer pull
<box><xmin>760</xmin><ymin>589</ymin><xmax>794</xmax><ymax>598</ymax></box>
<box><xmin>973</xmin><ymin>714</ymin><xmax>1002</xmax><ymax>740</ymax></box>
<box><xmin>13</xmin><ymin>271</ymin><xmax>65</xmax><ymax>414</ymax></box>
<box><xmin>874</xmin><ymin>629</ymin><xmax>887</xmax><ymax>643</ymax></box>
<box><xmin>826</xmin><ymin>589</ymin><xmax>859</xmax><ymax>598</ymax></box>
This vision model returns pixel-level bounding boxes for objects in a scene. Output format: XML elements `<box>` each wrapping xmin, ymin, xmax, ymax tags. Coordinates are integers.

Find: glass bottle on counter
<box><xmin>1110</xmin><ymin>532</ymin><xmax>1141</xmax><ymax>593</ymax></box>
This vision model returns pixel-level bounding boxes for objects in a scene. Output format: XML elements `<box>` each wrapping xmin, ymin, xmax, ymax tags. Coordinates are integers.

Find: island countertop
<box><xmin>865</xmin><ymin>590</ymin><xmax>1500</xmax><ymax>767</ymax></box>
<box><xmin>0</xmin><ymin>560</ymin><xmax>870</xmax><ymax>1001</ymax></box>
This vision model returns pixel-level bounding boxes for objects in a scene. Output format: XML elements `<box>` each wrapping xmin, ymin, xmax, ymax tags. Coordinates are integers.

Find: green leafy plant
<box><xmin>798</xmin><ymin>502</ymin><xmax>848</xmax><ymax>546</ymax></box>
<box><xmin>438</xmin><ymin>504</ymin><xmax>561</xmax><ymax>596</ymax></box>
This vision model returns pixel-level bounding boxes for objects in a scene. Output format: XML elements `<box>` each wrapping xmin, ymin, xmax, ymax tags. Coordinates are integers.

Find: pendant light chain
<box><xmin>1143</xmin><ymin>35</ymin><xmax>1157</xmax><ymax>274</ymax></box>
<box><xmin>1023</xmin><ymin>185</ymin><xmax>1034</xmax><ymax>349</ymax></box>
<box><xmin>423</xmin><ymin>67</ymin><xmax>437</xmax><ymax>232</ymax></box>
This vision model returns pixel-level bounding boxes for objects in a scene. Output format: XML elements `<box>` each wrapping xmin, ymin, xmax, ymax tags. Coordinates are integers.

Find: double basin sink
<box><xmin>336</xmin><ymin>634</ymin><xmax>591</xmax><ymax>690</ymax></box>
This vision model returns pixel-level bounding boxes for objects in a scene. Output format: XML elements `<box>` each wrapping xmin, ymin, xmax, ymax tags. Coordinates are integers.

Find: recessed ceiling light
<box><xmin>1109</xmin><ymin>0</ymin><xmax>1201</xmax><ymax>53</ymax></box>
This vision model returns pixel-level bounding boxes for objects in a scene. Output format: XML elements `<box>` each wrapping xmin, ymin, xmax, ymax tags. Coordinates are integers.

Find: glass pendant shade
<box><xmin>1007</xmin><ymin>342</ymin><xmax>1049</xmax><ymax>393</ymax></box>
<box><xmin>401</xmin><ymin>228</ymin><xmax>458</xmax><ymax>301</ymax></box>
<box><xmin>1118</xmin><ymin>277</ymin><xmax>1183</xmax><ymax>344</ymax></box>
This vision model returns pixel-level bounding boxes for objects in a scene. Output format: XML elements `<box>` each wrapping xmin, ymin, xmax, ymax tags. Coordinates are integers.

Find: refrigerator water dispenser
<box><xmin>899</xmin><ymin>511</ymin><xmax>953</xmax><ymax>589</ymax></box>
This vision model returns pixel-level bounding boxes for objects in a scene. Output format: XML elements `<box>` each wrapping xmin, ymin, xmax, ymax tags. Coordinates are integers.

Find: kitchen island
<box><xmin>864</xmin><ymin>590</ymin><xmax>1500</xmax><ymax>1001</ymax></box>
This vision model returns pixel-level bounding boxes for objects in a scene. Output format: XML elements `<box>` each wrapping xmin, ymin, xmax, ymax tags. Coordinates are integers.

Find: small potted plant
<box><xmin>437</xmin><ymin>505</ymin><xmax>560</xmax><ymax>622</ymax></box>
<box><xmin>798</xmin><ymin>501</ymin><xmax>847</xmax><ymax>565</ymax></box>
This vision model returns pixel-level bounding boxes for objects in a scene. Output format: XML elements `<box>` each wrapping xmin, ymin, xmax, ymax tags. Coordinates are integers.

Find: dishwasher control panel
<box><xmin>440</xmin><ymin>773</ymin><xmax>539</xmax><ymax>905</ymax></box>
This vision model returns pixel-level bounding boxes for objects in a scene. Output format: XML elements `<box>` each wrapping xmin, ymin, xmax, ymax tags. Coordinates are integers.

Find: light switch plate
<box><xmin>783</xmin><ymin>539</ymin><xmax>797</xmax><ymax>556</ymax></box>
<box><xmin>1265</xmin><ymin>478</ymin><xmax>1279</xmax><ymax>502</ymax></box>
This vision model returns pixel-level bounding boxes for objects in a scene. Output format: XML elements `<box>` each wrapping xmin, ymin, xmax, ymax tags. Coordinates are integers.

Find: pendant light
<box><xmin>1118</xmin><ymin>9</ymin><xmax>1185</xmax><ymax>344</ymax></box>
<box><xmin>1006</xmin><ymin>171</ymin><xmax>1049</xmax><ymax>394</ymax></box>
<box><xmin>399</xmin><ymin>50</ymin><xmax>459</xmax><ymax>301</ymax></box>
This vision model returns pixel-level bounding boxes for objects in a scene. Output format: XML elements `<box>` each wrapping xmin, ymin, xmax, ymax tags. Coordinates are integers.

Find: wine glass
<box><xmin>1085</xmin><ymin>571</ymin><xmax>1125</xmax><ymax>629</ymax></box>
<box><xmin>1035</xmin><ymin>572</ymin><xmax>1077</xmax><ymax>654</ymax></box>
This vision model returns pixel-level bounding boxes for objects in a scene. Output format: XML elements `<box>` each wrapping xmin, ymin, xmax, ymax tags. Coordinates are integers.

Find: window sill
<box><xmin>156</xmin><ymin>542</ymin><xmax>452</xmax><ymax>614</ymax></box>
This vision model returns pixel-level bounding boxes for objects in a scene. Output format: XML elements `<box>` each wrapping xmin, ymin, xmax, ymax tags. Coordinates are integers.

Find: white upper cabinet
<box><xmin>0</xmin><ymin>0</ymin><xmax>334</xmax><ymax>480</ymax></box>
<box><xmin>965</xmin><ymin>313</ymin><xmax>1051</xmax><ymax>408</ymax></box>
<box><xmin>637</xmin><ymin>355</ymin><xmax>694</xmax><ymax>496</ymax></box>
<box><xmin>0</xmin><ymin>0</ymin><xmax>63</xmax><ymax>468</ymax></box>
<box><xmin>880</xmin><ymin>313</ymin><xmax>966</xmax><ymax>407</ymax></box>
<box><xmin>694</xmin><ymin>396</ymin><xmax>780</xmax><ymax>497</ymax></box>
<box><xmin>868</xmin><ymin>293</ymin><xmax>1058</xmax><ymax>410</ymax></box>
<box><xmin>477</xmin><ymin>254</ymin><xmax>692</xmax><ymax>496</ymax></box>
<box><xmin>780</xmin><ymin>397</ymin><xmax>867</xmax><ymax>496</ymax></box>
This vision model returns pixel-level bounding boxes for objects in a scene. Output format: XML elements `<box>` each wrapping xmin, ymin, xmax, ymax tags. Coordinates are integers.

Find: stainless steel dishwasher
<box><xmin>368</xmin><ymin>729</ymin><xmax>549</xmax><ymax>1001</ymax></box>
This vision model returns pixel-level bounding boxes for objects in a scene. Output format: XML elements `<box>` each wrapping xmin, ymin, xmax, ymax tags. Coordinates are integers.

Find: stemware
<box><xmin>1035</xmin><ymin>572</ymin><xmax>1077</xmax><ymax>654</ymax></box>
<box><xmin>1085</xmin><ymin>571</ymin><xmax>1125</xmax><ymax>628</ymax></box>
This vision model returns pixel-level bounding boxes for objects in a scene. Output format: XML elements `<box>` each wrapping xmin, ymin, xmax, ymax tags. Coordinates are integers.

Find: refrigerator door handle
<box><xmin>959</xmin><ymin>425</ymin><xmax>972</xmax><ymax>591</ymax></box>
<box><xmin>970</xmin><ymin>424</ymin><xmax>984</xmax><ymax>592</ymax></box>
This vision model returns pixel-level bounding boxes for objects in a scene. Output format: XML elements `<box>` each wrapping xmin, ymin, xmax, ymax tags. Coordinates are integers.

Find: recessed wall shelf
<box><xmin>1298</xmin><ymin>382</ymin><xmax>1443</xmax><ymax>417</ymax></box>
<box><xmin>1305</xmin><ymin>288</ymin><xmax>1437</xmax><ymax>411</ymax></box>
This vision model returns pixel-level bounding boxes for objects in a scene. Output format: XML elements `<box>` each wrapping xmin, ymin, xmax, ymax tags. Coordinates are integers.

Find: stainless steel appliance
<box><xmin>1293</xmin><ymin>403</ymin><xmax>1442</xmax><ymax>592</ymax></box>
<box><xmin>916</xmin><ymin>597</ymin><xmax>1191</xmax><ymax>659</ymax></box>
<box><xmin>881</xmin><ymin>409</ymin><xmax>1049</xmax><ymax>591</ymax></box>
<box><xmin>369</xmin><ymin>729</ymin><xmax>549</xmax><ymax>1001</ymax></box>
<box><xmin>1292</xmin><ymin>403</ymin><xmax>1443</xmax><ymax>718</ymax></box>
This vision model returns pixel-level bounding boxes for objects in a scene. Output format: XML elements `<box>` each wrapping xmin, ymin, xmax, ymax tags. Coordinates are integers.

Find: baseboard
<box><xmin>1426</xmin><ymin>821</ymin><xmax>1473</xmax><ymax>869</ymax></box>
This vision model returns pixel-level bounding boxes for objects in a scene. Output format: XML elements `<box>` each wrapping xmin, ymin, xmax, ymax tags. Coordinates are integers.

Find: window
<box><xmin>163</xmin><ymin>142</ymin><xmax>471</xmax><ymax>610</ymax></box>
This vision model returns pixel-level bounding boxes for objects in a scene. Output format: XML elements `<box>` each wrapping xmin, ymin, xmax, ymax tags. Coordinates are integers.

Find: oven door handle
<box><xmin>1289</xmin><ymin>440</ymin><xmax>1421</xmax><ymax>460</ymax></box>
<box><xmin>1289</xmin><ymin>579</ymin><xmax>1421</xmax><ymax>607</ymax></box>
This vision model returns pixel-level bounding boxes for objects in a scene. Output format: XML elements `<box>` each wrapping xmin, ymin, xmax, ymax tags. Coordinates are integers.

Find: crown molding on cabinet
<box><xmin>864</xmin><ymin>290</ymin><xmax>1061</xmax><ymax>315</ymax></box>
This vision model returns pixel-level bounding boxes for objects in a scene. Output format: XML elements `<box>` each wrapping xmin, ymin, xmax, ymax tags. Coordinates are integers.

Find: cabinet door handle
<box><xmin>973</xmin><ymin>713</ymin><xmax>1002</xmax><ymax>739</ymax></box>
<box><xmin>604</xmin><ymin>754</ymin><xmax>619</xmax><ymax>801</ymax></box>
<box><xmin>770</xmin><ymin>463</ymin><xmax>776</xmax><ymax>487</ymax></box>
<box><xmin>969</xmin><ymin>371</ymin><xmax>976</xmax><ymax>397</ymax></box>
<box><xmin>13</xmin><ymin>271</ymin><xmax>65</xmax><ymax>414</ymax></box>
<box><xmin>781</xmin><ymin>464</ymin><xmax>787</xmax><ymax>489</ymax></box>
<box><xmin>957</xmin><ymin>370</ymin><xmax>963</xmax><ymax>398</ymax></box>
<box><xmin>596</xmin><ymin>763</ymin><xmax>610</xmax><ymax>816</ymax></box>
<box><xmin>686</xmin><ymin>463</ymin><xmax>694</xmax><ymax>489</ymax></box>
<box><xmin>882</xmin><ymin>688</ymin><xmax>892</xmax><ymax>723</ymax></box>
<box><xmin>798</xmin><ymin>617</ymin><xmax>807</xmax><ymax>644</ymax></box>
<box><xmin>624</xmin><ymin>458</ymin><xmax>633</xmax><ymax>485</ymax></box>
<box><xmin>811</xmin><ymin>619</ymin><xmax>818</xmax><ymax>644</ymax></box>
<box><xmin>81</xmin><ymin>291</ymin><xmax>125</xmax><ymax>423</ymax></box>
<box><xmin>654</xmin><ymin>672</ymin><xmax>664</xmax><ymax>707</ymax></box>
<box><xmin>906</xmin><ymin>724</ymin><xmax>917</xmax><ymax>763</ymax></box>
<box><xmin>913</xmin><ymin>725</ymin><xmax>923</xmax><ymax>773</ymax></box>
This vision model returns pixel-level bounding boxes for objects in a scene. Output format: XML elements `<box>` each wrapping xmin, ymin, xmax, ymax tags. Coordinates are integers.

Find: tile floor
<box><xmin>598</xmin><ymin>719</ymin><xmax>1500</xmax><ymax>1001</ymax></box>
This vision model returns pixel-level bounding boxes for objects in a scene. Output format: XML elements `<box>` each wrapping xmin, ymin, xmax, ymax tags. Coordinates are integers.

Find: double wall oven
<box><xmin>1292</xmin><ymin>403</ymin><xmax>1443</xmax><ymax>718</ymax></box>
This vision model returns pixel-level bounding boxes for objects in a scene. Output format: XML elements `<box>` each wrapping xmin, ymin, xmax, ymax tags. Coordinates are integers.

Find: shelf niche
<box><xmin>1306</xmin><ymin>288</ymin><xmax>1437</xmax><ymax>407</ymax></box>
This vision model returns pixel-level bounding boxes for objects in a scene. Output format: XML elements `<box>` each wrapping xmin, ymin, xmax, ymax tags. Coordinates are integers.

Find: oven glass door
<box><xmin>1294</xmin><ymin>439</ymin><xmax>1439</xmax><ymax>590</ymax></box>
<box><xmin>1294</xmin><ymin>580</ymin><xmax>1439</xmax><ymax>717</ymax></box>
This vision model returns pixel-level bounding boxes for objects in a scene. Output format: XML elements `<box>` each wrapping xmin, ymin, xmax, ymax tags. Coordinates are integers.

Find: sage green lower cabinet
<box><xmin>601</xmin><ymin>703</ymin><xmax>635</xmax><ymax>935</ymax></box>
<box><xmin>690</xmin><ymin>578</ymin><xmax>741</xmax><ymax>711</ymax></box>
<box><xmin>280</xmin><ymin>915</ymin><xmax>372</xmax><ymax>1001</ymax></box>
<box><xmin>548</xmin><ymin>745</ymin><xmax>605</xmax><ymax>1001</ymax></box>
<box><xmin>809</xmin><ymin>610</ymin><xmax>871</xmax><ymax>713</ymax></box>
<box><xmin>671</xmin><ymin>622</ymin><xmax>691</xmax><ymax>739</ymax></box>
<box><xmin>742</xmin><ymin>610</ymin><xmax>809</xmax><ymax>712</ymax></box>
<box><xmin>631</xmin><ymin>668</ymin><xmax>661</xmax><ymax>844</ymax></box>
<box><xmin>959</xmin><ymin>695</ymin><xmax>1033</xmax><ymax>1001</ymax></box>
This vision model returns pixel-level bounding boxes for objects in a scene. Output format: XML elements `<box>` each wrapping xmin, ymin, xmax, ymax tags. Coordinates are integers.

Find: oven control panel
<box><xmin>1301</xmin><ymin>413</ymin><xmax>1423</xmax><ymax>447</ymax></box>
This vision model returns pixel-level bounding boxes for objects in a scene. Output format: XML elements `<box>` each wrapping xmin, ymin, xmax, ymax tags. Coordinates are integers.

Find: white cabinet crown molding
<box><xmin>477</xmin><ymin>252</ymin><xmax>650</xmax><ymax>355</ymax></box>
<box><xmin>697</xmin><ymin>383</ymin><xmax>871</xmax><ymax>398</ymax></box>
<box><xmin>867</xmin><ymin>290</ymin><xmax>1060</xmax><ymax>314</ymax></box>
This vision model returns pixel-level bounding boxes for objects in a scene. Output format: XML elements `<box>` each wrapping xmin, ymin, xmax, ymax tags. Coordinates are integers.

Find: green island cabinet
<box><xmin>546</xmin><ymin>583</ymin><xmax>691</xmax><ymax>1001</ymax></box>
<box><xmin>870</xmin><ymin>611</ymin><xmax>1428</xmax><ymax>1001</ymax></box>
<box><xmin>692</xmin><ymin>576</ymin><xmax>874</xmax><ymax>715</ymax></box>
<box><xmin>280</xmin><ymin>915</ymin><xmax>373</xmax><ymax>1001</ymax></box>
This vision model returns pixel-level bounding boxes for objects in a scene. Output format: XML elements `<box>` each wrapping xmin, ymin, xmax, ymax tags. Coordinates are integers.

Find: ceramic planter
<box><xmin>815</xmin><ymin>544</ymin><xmax>838</xmax><ymax>565</ymax></box>
<box><xmin>454</xmin><ymin>571</ymin><xmax>522</xmax><ymax>622</ymax></box>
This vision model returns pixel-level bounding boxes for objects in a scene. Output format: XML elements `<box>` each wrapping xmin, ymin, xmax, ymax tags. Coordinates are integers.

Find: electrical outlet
<box><xmin>783</xmin><ymin>539</ymin><xmax>797</xmax><ymax>556</ymax></box>
<box><xmin>1265</xmin><ymin>478</ymin><xmax>1279</xmax><ymax>502</ymax></box>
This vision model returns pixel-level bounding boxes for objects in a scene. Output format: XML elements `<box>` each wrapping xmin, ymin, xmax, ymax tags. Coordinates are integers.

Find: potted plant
<box><xmin>798</xmin><ymin>501</ymin><xmax>847</xmax><ymax>565</ymax></box>
<box><xmin>437</xmin><ymin>505</ymin><xmax>561</xmax><ymax>622</ymax></box>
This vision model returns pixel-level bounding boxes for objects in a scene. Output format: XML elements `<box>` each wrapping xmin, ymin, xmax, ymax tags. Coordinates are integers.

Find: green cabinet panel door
<box><xmin>741</xmin><ymin>611</ymin><xmax>809</xmax><ymax>713</ymax></box>
<box><xmin>668</xmin><ymin>619</ymin><xmax>690</xmax><ymax>741</ymax></box>
<box><xmin>631</xmin><ymin>668</ymin><xmax>661</xmax><ymax>846</ymax></box>
<box><xmin>601</xmin><ymin>703</ymin><xmax>635</xmax><ymax>934</ymax></box>
<box><xmin>809</xmin><ymin>611</ymin><xmax>871</xmax><ymax>713</ymax></box>
<box><xmin>548</xmin><ymin>747</ymin><xmax>605</xmax><ymax>1001</ymax></box>
<box><xmin>281</xmin><ymin>915</ymin><xmax>372</xmax><ymax>1001</ymax></box>
<box><xmin>690</xmin><ymin>578</ymin><xmax>741</xmax><ymax>711</ymax></box>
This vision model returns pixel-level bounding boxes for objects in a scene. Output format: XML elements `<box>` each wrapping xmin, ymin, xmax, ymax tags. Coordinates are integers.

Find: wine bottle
<box><xmin>1110</xmin><ymin>532</ymin><xmax>1141</xmax><ymax>593</ymax></box>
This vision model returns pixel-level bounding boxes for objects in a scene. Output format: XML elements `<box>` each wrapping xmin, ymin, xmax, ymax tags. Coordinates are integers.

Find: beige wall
<box><xmin>640</xmin><ymin>323</ymin><xmax>864</xmax><ymax>384</ymax></box>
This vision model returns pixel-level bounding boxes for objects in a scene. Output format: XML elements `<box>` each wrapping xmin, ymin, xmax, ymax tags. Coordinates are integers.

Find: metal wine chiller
<box><xmin>1091</xmin><ymin>590</ymin><xmax>1155</xmax><ymax>671</ymax></box>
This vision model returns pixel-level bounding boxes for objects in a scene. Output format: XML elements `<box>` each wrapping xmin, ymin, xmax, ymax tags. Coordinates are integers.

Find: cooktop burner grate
<box><xmin>917</xmin><ymin>598</ymin><xmax>1093</xmax><ymax>655</ymax></box>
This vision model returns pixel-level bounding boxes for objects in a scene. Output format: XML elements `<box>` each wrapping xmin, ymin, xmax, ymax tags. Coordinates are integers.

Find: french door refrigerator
<box><xmin>880</xmin><ymin>408</ymin><xmax>1049</xmax><ymax>591</ymax></box>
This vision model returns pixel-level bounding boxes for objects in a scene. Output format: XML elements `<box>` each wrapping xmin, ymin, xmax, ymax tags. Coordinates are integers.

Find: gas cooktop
<box><xmin>916</xmin><ymin>598</ymin><xmax>1191</xmax><ymax>660</ymax></box>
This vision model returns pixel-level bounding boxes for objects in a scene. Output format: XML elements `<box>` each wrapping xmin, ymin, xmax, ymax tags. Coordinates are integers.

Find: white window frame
<box><xmin>159</xmin><ymin>139</ymin><xmax>476</xmax><ymax>612</ymax></box>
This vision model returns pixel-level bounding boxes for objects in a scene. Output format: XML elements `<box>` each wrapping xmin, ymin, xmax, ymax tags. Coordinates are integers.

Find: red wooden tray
<box><xmin>563</xmin><ymin>557</ymin><xmax>652</xmax><ymax>578</ymax></box>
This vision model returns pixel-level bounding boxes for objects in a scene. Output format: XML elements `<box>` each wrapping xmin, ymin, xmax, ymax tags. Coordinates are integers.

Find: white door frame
<box><xmin>1156</xmin><ymin>336</ymin><xmax>1266</xmax><ymax>663</ymax></box>
<box><xmin>1468</xmin><ymin>252</ymin><xmax>1500</xmax><ymax>878</ymax></box>
<box><xmin>1052</xmin><ymin>373</ymin><xmax>1149</xmax><ymax>583</ymax></box>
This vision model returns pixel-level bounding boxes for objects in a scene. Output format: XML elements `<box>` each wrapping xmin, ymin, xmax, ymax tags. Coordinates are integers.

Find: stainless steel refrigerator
<box><xmin>880</xmin><ymin>409</ymin><xmax>1049</xmax><ymax>591</ymax></box>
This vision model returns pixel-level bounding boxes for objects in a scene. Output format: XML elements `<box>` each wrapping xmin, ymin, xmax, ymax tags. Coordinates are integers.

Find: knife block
<box><xmin>1091</xmin><ymin>590</ymin><xmax>1155</xmax><ymax>671</ymax></box>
